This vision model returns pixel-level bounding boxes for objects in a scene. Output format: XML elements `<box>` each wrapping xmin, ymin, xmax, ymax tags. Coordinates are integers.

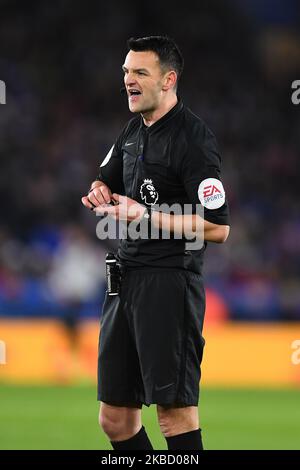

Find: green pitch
<box><xmin>0</xmin><ymin>385</ymin><xmax>299</xmax><ymax>450</ymax></box>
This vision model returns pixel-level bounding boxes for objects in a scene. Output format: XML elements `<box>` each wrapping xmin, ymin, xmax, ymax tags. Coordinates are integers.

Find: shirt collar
<box><xmin>141</xmin><ymin>96</ymin><xmax>183</xmax><ymax>133</ymax></box>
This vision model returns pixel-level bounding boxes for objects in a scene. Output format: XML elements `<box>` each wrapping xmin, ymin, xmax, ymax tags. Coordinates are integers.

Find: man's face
<box><xmin>122</xmin><ymin>50</ymin><xmax>166</xmax><ymax>114</ymax></box>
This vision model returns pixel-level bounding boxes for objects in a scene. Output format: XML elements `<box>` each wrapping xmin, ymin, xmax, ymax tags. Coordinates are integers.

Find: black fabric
<box><xmin>166</xmin><ymin>428</ymin><xmax>203</xmax><ymax>450</ymax></box>
<box><xmin>180</xmin><ymin>123</ymin><xmax>229</xmax><ymax>225</ymax></box>
<box><xmin>110</xmin><ymin>426</ymin><xmax>153</xmax><ymax>450</ymax></box>
<box><xmin>98</xmin><ymin>267</ymin><xmax>205</xmax><ymax>407</ymax></box>
<box><xmin>97</xmin><ymin>97</ymin><xmax>230</xmax><ymax>275</ymax></box>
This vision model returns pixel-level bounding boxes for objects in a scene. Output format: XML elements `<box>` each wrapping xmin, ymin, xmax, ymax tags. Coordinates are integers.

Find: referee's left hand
<box><xmin>94</xmin><ymin>193</ymin><xmax>146</xmax><ymax>222</ymax></box>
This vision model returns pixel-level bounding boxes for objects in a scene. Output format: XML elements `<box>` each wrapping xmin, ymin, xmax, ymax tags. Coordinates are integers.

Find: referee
<box><xmin>82</xmin><ymin>36</ymin><xmax>230</xmax><ymax>451</ymax></box>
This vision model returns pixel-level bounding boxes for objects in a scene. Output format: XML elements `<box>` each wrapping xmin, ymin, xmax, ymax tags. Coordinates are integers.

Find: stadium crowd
<box><xmin>1</xmin><ymin>0</ymin><xmax>300</xmax><ymax>322</ymax></box>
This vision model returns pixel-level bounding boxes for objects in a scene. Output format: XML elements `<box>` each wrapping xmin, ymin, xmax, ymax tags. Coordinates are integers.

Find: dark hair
<box><xmin>127</xmin><ymin>35</ymin><xmax>184</xmax><ymax>84</ymax></box>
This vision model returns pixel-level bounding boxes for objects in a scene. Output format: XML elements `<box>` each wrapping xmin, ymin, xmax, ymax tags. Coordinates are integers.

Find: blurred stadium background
<box><xmin>1</xmin><ymin>0</ymin><xmax>300</xmax><ymax>450</ymax></box>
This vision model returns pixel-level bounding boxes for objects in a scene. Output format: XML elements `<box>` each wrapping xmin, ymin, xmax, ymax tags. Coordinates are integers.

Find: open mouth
<box><xmin>128</xmin><ymin>89</ymin><xmax>142</xmax><ymax>97</ymax></box>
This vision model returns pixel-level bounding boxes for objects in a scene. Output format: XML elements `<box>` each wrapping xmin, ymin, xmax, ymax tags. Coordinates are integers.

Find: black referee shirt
<box><xmin>98</xmin><ymin>98</ymin><xmax>230</xmax><ymax>274</ymax></box>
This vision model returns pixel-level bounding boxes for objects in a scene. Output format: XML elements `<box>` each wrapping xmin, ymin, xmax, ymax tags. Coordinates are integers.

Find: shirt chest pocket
<box><xmin>141</xmin><ymin>137</ymin><xmax>183</xmax><ymax>203</ymax></box>
<box><xmin>122</xmin><ymin>145</ymin><xmax>140</xmax><ymax>198</ymax></box>
<box><xmin>122</xmin><ymin>135</ymin><xmax>179</xmax><ymax>203</ymax></box>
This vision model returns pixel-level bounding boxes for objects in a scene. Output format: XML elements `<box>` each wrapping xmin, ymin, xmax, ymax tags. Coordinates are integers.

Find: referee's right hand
<box><xmin>81</xmin><ymin>180</ymin><xmax>113</xmax><ymax>210</ymax></box>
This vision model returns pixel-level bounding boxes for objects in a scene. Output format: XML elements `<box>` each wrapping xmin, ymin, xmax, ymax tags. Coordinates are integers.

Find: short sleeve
<box><xmin>97</xmin><ymin>130</ymin><xmax>124</xmax><ymax>194</ymax></box>
<box><xmin>180</xmin><ymin>125</ymin><xmax>230</xmax><ymax>225</ymax></box>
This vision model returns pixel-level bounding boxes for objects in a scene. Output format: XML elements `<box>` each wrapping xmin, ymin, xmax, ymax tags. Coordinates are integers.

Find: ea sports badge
<box><xmin>198</xmin><ymin>178</ymin><xmax>225</xmax><ymax>209</ymax></box>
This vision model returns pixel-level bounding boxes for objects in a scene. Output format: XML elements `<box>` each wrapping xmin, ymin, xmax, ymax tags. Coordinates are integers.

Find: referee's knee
<box><xmin>99</xmin><ymin>410</ymin><xmax>124</xmax><ymax>441</ymax></box>
<box><xmin>157</xmin><ymin>405</ymin><xmax>199</xmax><ymax>437</ymax></box>
<box><xmin>99</xmin><ymin>403</ymin><xmax>142</xmax><ymax>441</ymax></box>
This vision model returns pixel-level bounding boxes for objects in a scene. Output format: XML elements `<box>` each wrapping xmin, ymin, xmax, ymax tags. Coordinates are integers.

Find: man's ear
<box><xmin>162</xmin><ymin>70</ymin><xmax>177</xmax><ymax>91</ymax></box>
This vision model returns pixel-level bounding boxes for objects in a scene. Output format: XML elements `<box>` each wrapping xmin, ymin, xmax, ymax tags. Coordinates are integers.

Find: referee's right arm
<box><xmin>81</xmin><ymin>134</ymin><xmax>124</xmax><ymax>210</ymax></box>
<box><xmin>81</xmin><ymin>180</ymin><xmax>113</xmax><ymax>210</ymax></box>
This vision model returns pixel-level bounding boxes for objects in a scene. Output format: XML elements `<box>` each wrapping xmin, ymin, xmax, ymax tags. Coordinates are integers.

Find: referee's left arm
<box><xmin>178</xmin><ymin>122</ymin><xmax>231</xmax><ymax>243</ymax></box>
<box><xmin>149</xmin><ymin>211</ymin><xmax>230</xmax><ymax>243</ymax></box>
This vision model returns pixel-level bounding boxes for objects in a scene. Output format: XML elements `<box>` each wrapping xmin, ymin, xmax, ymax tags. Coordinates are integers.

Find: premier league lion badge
<box><xmin>140</xmin><ymin>178</ymin><xmax>159</xmax><ymax>205</ymax></box>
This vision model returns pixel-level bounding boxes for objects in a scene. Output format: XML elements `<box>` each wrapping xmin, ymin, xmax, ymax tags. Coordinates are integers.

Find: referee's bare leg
<box><xmin>157</xmin><ymin>405</ymin><xmax>203</xmax><ymax>450</ymax></box>
<box><xmin>99</xmin><ymin>402</ymin><xmax>153</xmax><ymax>450</ymax></box>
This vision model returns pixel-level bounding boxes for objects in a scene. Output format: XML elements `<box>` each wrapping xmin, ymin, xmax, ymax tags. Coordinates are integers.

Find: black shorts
<box><xmin>97</xmin><ymin>267</ymin><xmax>206</xmax><ymax>407</ymax></box>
